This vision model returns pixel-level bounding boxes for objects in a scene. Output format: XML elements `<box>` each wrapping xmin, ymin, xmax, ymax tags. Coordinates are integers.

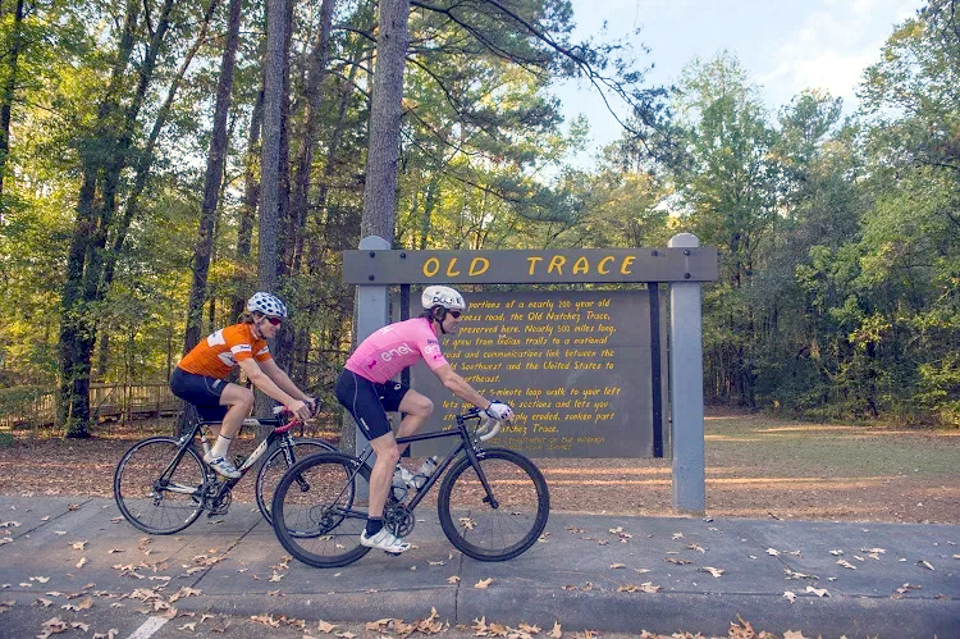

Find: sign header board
<box><xmin>343</xmin><ymin>248</ymin><xmax>718</xmax><ymax>285</ymax></box>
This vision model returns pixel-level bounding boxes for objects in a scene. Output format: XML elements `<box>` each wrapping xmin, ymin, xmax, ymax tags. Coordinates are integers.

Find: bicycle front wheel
<box><xmin>438</xmin><ymin>448</ymin><xmax>550</xmax><ymax>562</ymax></box>
<box><xmin>256</xmin><ymin>437</ymin><xmax>337</xmax><ymax>526</ymax></box>
<box><xmin>114</xmin><ymin>437</ymin><xmax>207</xmax><ymax>535</ymax></box>
<box><xmin>271</xmin><ymin>452</ymin><xmax>370</xmax><ymax>568</ymax></box>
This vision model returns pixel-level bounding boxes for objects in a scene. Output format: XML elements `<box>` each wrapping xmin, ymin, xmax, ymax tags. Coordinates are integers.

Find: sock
<box><xmin>365</xmin><ymin>517</ymin><xmax>383</xmax><ymax>536</ymax></box>
<box><xmin>210</xmin><ymin>435</ymin><xmax>232</xmax><ymax>459</ymax></box>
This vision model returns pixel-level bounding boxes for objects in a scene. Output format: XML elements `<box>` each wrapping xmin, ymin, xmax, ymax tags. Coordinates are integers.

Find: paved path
<box><xmin>1</xmin><ymin>496</ymin><xmax>957</xmax><ymax>638</ymax></box>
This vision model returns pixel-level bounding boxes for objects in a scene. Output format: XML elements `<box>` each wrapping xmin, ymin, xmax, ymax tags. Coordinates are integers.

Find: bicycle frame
<box><xmin>346</xmin><ymin>409</ymin><xmax>500</xmax><ymax>514</ymax></box>
<box><xmin>160</xmin><ymin>414</ymin><xmax>297</xmax><ymax>497</ymax></box>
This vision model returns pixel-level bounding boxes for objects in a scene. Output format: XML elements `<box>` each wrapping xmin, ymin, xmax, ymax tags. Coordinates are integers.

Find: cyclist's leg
<box><xmin>368</xmin><ymin>431</ymin><xmax>400</xmax><ymax>518</ymax></box>
<box><xmin>201</xmin><ymin>384</ymin><xmax>251</xmax><ymax>479</ymax></box>
<box><xmin>336</xmin><ymin>370</ymin><xmax>410</xmax><ymax>552</ymax></box>
<box><xmin>394</xmin><ymin>389</ymin><xmax>433</xmax><ymax>455</ymax></box>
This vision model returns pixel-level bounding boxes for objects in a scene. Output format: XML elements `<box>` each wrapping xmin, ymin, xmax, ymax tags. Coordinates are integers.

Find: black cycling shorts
<box><xmin>335</xmin><ymin>369</ymin><xmax>409</xmax><ymax>441</ymax></box>
<box><xmin>170</xmin><ymin>367</ymin><xmax>229</xmax><ymax>421</ymax></box>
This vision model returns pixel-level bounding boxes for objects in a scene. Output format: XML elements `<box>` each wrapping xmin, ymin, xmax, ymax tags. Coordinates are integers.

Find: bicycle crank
<box><xmin>384</xmin><ymin>503</ymin><xmax>415</xmax><ymax>537</ymax></box>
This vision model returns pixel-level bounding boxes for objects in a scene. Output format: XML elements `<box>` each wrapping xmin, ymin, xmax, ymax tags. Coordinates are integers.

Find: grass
<box><xmin>704</xmin><ymin>411</ymin><xmax>960</xmax><ymax>478</ymax></box>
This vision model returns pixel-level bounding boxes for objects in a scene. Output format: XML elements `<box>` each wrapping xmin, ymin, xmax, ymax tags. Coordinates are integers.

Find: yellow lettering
<box><xmin>469</xmin><ymin>257</ymin><xmax>490</xmax><ymax>276</ymax></box>
<box><xmin>527</xmin><ymin>256</ymin><xmax>543</xmax><ymax>275</ymax></box>
<box><xmin>446</xmin><ymin>257</ymin><xmax>461</xmax><ymax>277</ymax></box>
<box><xmin>548</xmin><ymin>255</ymin><xmax>566</xmax><ymax>274</ymax></box>
<box><xmin>573</xmin><ymin>256</ymin><xmax>589</xmax><ymax>275</ymax></box>
<box><xmin>423</xmin><ymin>257</ymin><xmax>440</xmax><ymax>277</ymax></box>
<box><xmin>620</xmin><ymin>256</ymin><xmax>635</xmax><ymax>275</ymax></box>
<box><xmin>598</xmin><ymin>256</ymin><xmax>614</xmax><ymax>275</ymax></box>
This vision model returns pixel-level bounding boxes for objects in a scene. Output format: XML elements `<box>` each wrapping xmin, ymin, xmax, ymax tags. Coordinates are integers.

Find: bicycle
<box><xmin>113</xmin><ymin>405</ymin><xmax>336</xmax><ymax>535</ymax></box>
<box><xmin>270</xmin><ymin>408</ymin><xmax>550</xmax><ymax>568</ymax></box>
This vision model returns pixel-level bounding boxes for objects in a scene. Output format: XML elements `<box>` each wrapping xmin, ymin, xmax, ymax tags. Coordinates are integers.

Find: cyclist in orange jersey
<box><xmin>171</xmin><ymin>292</ymin><xmax>316</xmax><ymax>478</ymax></box>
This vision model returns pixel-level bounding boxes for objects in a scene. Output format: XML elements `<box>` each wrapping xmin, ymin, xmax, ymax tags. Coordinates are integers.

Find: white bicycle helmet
<box><xmin>421</xmin><ymin>285</ymin><xmax>466</xmax><ymax>312</ymax></box>
<box><xmin>247</xmin><ymin>292</ymin><xmax>288</xmax><ymax>318</ymax></box>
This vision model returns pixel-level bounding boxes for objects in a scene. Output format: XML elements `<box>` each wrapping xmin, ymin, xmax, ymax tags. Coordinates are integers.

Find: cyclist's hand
<box><xmin>484</xmin><ymin>402</ymin><xmax>514</xmax><ymax>423</ymax></box>
<box><xmin>304</xmin><ymin>396</ymin><xmax>321</xmax><ymax>417</ymax></box>
<box><xmin>287</xmin><ymin>400</ymin><xmax>312</xmax><ymax>422</ymax></box>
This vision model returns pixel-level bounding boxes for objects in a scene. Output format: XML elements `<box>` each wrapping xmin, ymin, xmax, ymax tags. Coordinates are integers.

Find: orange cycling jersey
<box><xmin>177</xmin><ymin>323</ymin><xmax>272</xmax><ymax>379</ymax></box>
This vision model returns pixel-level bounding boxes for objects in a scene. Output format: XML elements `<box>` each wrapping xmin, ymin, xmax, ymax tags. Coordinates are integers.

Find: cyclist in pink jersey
<box><xmin>336</xmin><ymin>285</ymin><xmax>514</xmax><ymax>554</ymax></box>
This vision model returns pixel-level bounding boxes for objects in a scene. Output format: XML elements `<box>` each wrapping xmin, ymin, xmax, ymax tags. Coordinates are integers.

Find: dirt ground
<box><xmin>1</xmin><ymin>408</ymin><xmax>957</xmax><ymax>525</ymax></box>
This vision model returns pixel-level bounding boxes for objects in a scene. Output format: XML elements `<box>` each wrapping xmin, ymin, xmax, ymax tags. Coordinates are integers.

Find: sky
<box><xmin>555</xmin><ymin>0</ymin><xmax>920</xmax><ymax>165</ymax></box>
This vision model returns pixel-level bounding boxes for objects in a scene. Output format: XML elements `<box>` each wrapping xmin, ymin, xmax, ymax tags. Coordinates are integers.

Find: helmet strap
<box><xmin>432</xmin><ymin>307</ymin><xmax>450</xmax><ymax>334</ymax></box>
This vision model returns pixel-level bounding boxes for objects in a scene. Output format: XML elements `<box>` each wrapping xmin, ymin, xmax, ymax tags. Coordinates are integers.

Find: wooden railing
<box><xmin>0</xmin><ymin>383</ymin><xmax>180</xmax><ymax>429</ymax></box>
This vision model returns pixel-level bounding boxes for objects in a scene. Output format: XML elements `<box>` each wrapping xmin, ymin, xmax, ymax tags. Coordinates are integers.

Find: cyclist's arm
<box><xmin>432</xmin><ymin>364</ymin><xmax>491</xmax><ymax>410</ymax></box>
<box><xmin>237</xmin><ymin>358</ymin><xmax>309</xmax><ymax>419</ymax></box>
<box><xmin>258</xmin><ymin>358</ymin><xmax>311</xmax><ymax>402</ymax></box>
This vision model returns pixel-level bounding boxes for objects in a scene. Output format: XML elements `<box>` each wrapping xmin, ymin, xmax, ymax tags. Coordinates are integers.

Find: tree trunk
<box><xmin>257</xmin><ymin>0</ymin><xmax>290</xmax><ymax>415</ymax></box>
<box><xmin>183</xmin><ymin>0</ymin><xmax>243</xmax><ymax>355</ymax></box>
<box><xmin>260</xmin><ymin>0</ymin><xmax>287</xmax><ymax>293</ymax></box>
<box><xmin>57</xmin><ymin>0</ymin><xmax>143</xmax><ymax>437</ymax></box>
<box><xmin>232</xmin><ymin>90</ymin><xmax>264</xmax><ymax>320</ymax></box>
<box><xmin>360</xmin><ymin>0</ymin><xmax>410</xmax><ymax>242</ymax></box>
<box><xmin>0</xmin><ymin>0</ymin><xmax>24</xmax><ymax>213</ymax></box>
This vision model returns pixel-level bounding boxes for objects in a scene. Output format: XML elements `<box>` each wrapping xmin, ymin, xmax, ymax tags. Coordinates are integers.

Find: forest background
<box><xmin>0</xmin><ymin>0</ymin><xmax>957</xmax><ymax>438</ymax></box>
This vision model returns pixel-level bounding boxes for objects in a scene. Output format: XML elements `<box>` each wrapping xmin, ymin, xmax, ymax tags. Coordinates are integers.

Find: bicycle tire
<box><xmin>271</xmin><ymin>451</ymin><xmax>371</xmax><ymax>568</ymax></box>
<box><xmin>113</xmin><ymin>437</ymin><xmax>207</xmax><ymax>535</ymax></box>
<box><xmin>438</xmin><ymin>448</ymin><xmax>550</xmax><ymax>561</ymax></box>
<box><xmin>255</xmin><ymin>437</ymin><xmax>337</xmax><ymax>527</ymax></box>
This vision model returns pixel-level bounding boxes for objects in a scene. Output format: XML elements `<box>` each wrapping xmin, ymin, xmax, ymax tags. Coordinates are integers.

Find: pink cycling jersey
<box><xmin>345</xmin><ymin>317</ymin><xmax>449</xmax><ymax>384</ymax></box>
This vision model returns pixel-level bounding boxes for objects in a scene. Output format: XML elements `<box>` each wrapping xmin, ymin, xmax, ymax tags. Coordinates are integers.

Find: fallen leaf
<box><xmin>617</xmin><ymin>582</ymin><xmax>661</xmax><ymax>593</ymax></box>
<box><xmin>475</xmin><ymin>578</ymin><xmax>494</xmax><ymax>589</ymax></box>
<box><xmin>448</xmin><ymin>576</ymin><xmax>460</xmax><ymax>584</ymax></box>
<box><xmin>699</xmin><ymin>566</ymin><xmax>724</xmax><ymax>578</ymax></box>
<box><xmin>317</xmin><ymin>620</ymin><xmax>338</xmax><ymax>633</ymax></box>
<box><xmin>609</xmin><ymin>563</ymin><xmax>626</xmax><ymax>569</ymax></box>
<box><xmin>31</xmin><ymin>576</ymin><xmax>50</xmax><ymax>584</ymax></box>
<box><xmin>178</xmin><ymin>622</ymin><xmax>196</xmax><ymax>631</ymax></box>
<box><xmin>918</xmin><ymin>560</ymin><xmax>935</xmax><ymax>571</ymax></box>
<box><xmin>551</xmin><ymin>621</ymin><xmax>562</xmax><ymax>638</ymax></box>
<box><xmin>76</xmin><ymin>557</ymin><xmax>88</xmax><ymax>569</ymax></box>
<box><xmin>767</xmin><ymin>548</ymin><xmax>780</xmax><ymax>557</ymax></box>
<box><xmin>829</xmin><ymin>549</ymin><xmax>843</xmax><ymax>556</ymax></box>
<box><xmin>836</xmin><ymin>559</ymin><xmax>857</xmax><ymax>570</ymax></box>
<box><xmin>671</xmin><ymin>532</ymin><xmax>683</xmax><ymax>540</ymax></box>
<box><xmin>805</xmin><ymin>585</ymin><xmax>829</xmax><ymax>598</ymax></box>
<box><xmin>70</xmin><ymin>541</ymin><xmax>87</xmax><ymax>551</ymax></box>
<box><xmin>783</xmin><ymin>591</ymin><xmax>797</xmax><ymax>604</ymax></box>
<box><xmin>783</xmin><ymin>631</ymin><xmax>809</xmax><ymax>639</ymax></box>
<box><xmin>687</xmin><ymin>543</ymin><xmax>706</xmax><ymax>553</ymax></box>
<box><xmin>251</xmin><ymin>614</ymin><xmax>280</xmax><ymax>628</ymax></box>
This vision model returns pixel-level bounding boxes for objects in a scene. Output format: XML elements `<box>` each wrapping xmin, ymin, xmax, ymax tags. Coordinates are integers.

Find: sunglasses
<box><xmin>448</xmin><ymin>311</ymin><xmax>462</xmax><ymax>319</ymax></box>
<box><xmin>262</xmin><ymin>316</ymin><xmax>282</xmax><ymax>326</ymax></box>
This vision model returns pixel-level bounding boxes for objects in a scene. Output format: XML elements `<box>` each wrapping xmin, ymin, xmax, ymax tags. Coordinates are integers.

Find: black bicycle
<box><xmin>271</xmin><ymin>409</ymin><xmax>550</xmax><ymax>567</ymax></box>
<box><xmin>114</xmin><ymin>405</ymin><xmax>335</xmax><ymax>535</ymax></box>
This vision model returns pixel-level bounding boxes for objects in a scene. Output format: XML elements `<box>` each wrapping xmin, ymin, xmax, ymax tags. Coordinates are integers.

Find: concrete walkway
<box><xmin>0</xmin><ymin>496</ymin><xmax>957</xmax><ymax>637</ymax></box>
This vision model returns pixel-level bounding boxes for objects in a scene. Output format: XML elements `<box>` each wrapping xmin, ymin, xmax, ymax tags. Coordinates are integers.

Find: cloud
<box><xmin>760</xmin><ymin>0</ymin><xmax>917</xmax><ymax>109</ymax></box>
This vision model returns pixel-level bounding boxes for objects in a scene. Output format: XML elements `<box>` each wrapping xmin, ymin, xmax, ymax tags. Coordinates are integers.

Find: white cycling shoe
<box><xmin>360</xmin><ymin>528</ymin><xmax>411</xmax><ymax>554</ymax></box>
<box><xmin>203</xmin><ymin>452</ymin><xmax>241</xmax><ymax>479</ymax></box>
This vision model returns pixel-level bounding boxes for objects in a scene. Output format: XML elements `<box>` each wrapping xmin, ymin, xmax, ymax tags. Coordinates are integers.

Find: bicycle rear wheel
<box><xmin>114</xmin><ymin>437</ymin><xmax>207</xmax><ymax>535</ymax></box>
<box><xmin>271</xmin><ymin>452</ymin><xmax>370</xmax><ymax>568</ymax></box>
<box><xmin>255</xmin><ymin>437</ymin><xmax>337</xmax><ymax>527</ymax></box>
<box><xmin>438</xmin><ymin>448</ymin><xmax>549</xmax><ymax>561</ymax></box>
